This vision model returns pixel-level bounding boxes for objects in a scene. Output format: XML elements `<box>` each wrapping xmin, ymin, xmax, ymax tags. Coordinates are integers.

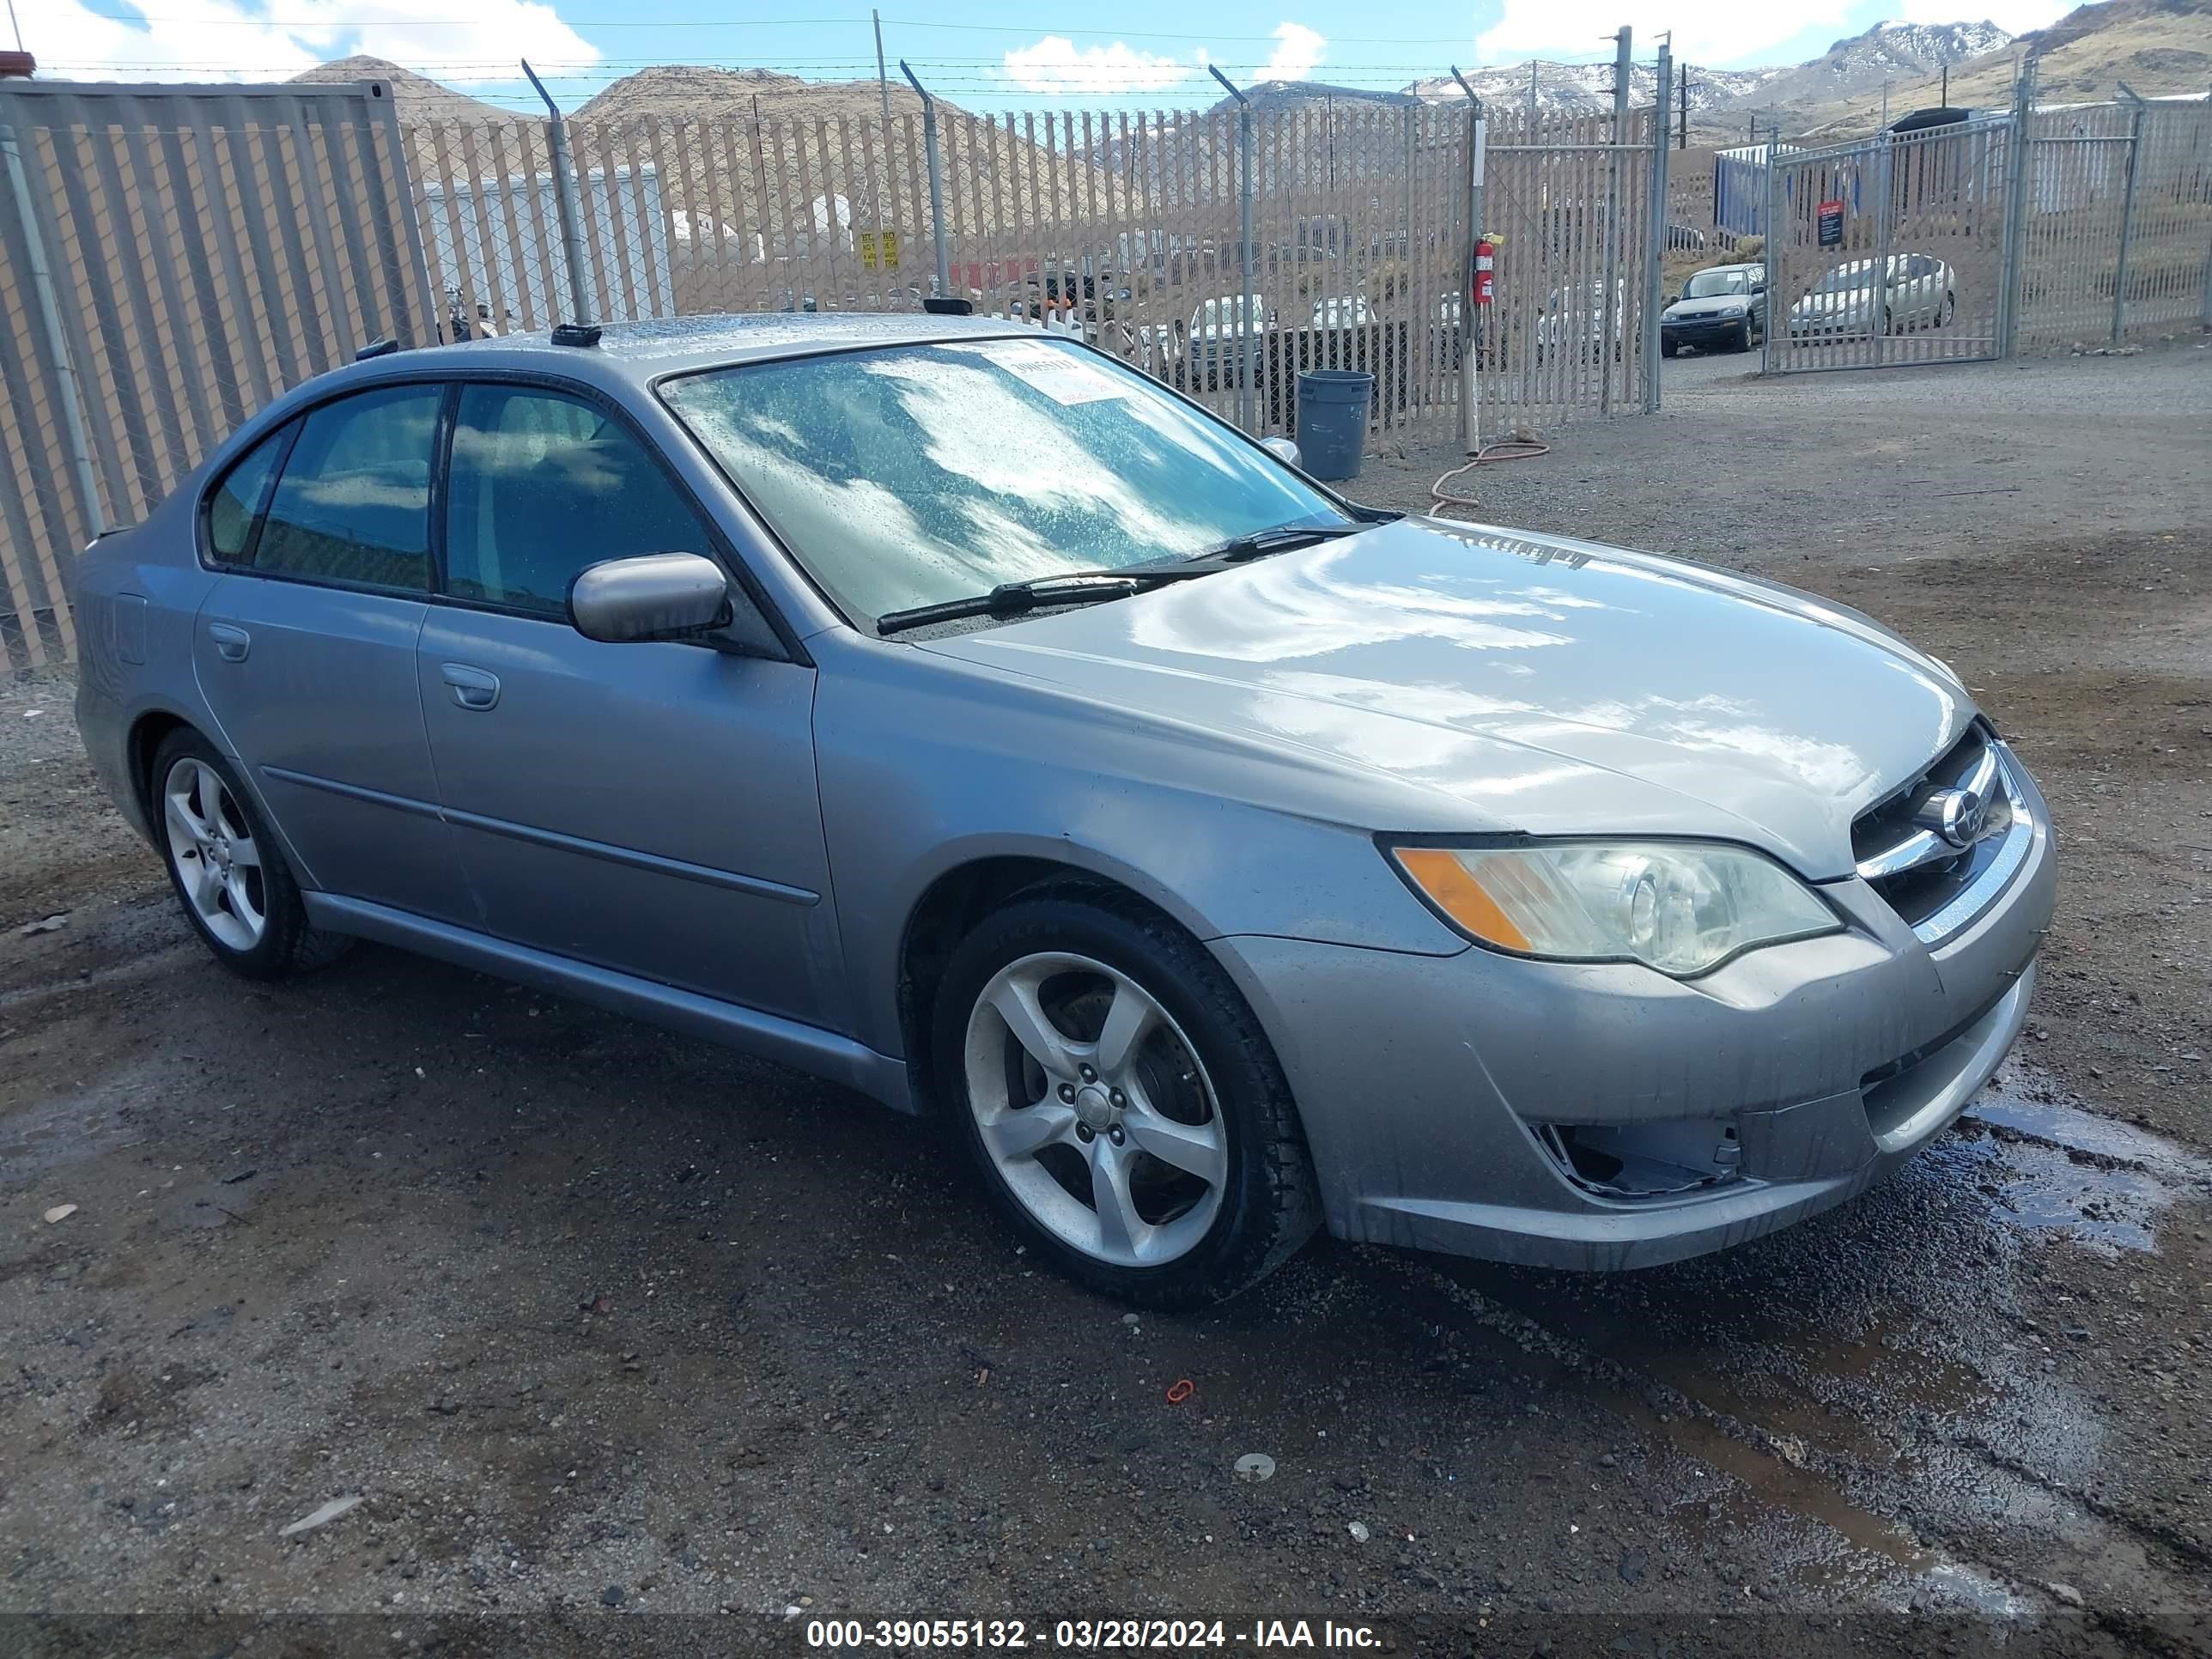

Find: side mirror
<box><xmin>1260</xmin><ymin>435</ymin><xmax>1302</xmax><ymax>468</ymax></box>
<box><xmin>569</xmin><ymin>553</ymin><xmax>733</xmax><ymax>644</ymax></box>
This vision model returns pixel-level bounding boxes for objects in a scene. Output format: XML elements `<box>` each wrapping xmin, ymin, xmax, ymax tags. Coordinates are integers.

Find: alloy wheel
<box><xmin>162</xmin><ymin>757</ymin><xmax>267</xmax><ymax>951</ymax></box>
<box><xmin>963</xmin><ymin>951</ymin><xmax>1226</xmax><ymax>1268</ymax></box>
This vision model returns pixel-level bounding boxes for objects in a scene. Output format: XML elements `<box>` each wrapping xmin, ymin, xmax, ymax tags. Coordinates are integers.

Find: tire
<box><xmin>150</xmin><ymin>728</ymin><xmax>354</xmax><ymax>979</ymax></box>
<box><xmin>1734</xmin><ymin>320</ymin><xmax>1753</xmax><ymax>353</ymax></box>
<box><xmin>1937</xmin><ymin>292</ymin><xmax>1955</xmax><ymax>328</ymax></box>
<box><xmin>1882</xmin><ymin>307</ymin><xmax>1895</xmax><ymax>337</ymax></box>
<box><xmin>1660</xmin><ymin>338</ymin><xmax>1678</xmax><ymax>359</ymax></box>
<box><xmin>933</xmin><ymin>885</ymin><xmax>1321</xmax><ymax>1308</ymax></box>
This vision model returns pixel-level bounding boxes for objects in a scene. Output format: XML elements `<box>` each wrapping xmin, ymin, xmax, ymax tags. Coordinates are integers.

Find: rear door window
<box><xmin>250</xmin><ymin>385</ymin><xmax>441</xmax><ymax>592</ymax></box>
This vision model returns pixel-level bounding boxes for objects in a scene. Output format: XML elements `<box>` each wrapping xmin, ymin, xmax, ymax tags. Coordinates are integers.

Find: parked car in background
<box><xmin>1310</xmin><ymin>295</ymin><xmax>1376</xmax><ymax>329</ymax></box>
<box><xmin>1536</xmin><ymin>279</ymin><xmax>1628</xmax><ymax>362</ymax></box>
<box><xmin>1187</xmin><ymin>293</ymin><xmax>1271</xmax><ymax>389</ymax></box>
<box><xmin>76</xmin><ymin>313</ymin><xmax>2054</xmax><ymax>1307</ymax></box>
<box><xmin>1789</xmin><ymin>253</ymin><xmax>1957</xmax><ymax>340</ymax></box>
<box><xmin>1661</xmin><ymin>263</ymin><xmax>1766</xmax><ymax>356</ymax></box>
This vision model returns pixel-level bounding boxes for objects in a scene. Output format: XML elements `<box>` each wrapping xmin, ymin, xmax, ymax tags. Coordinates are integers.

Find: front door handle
<box><xmin>441</xmin><ymin>662</ymin><xmax>501</xmax><ymax>711</ymax></box>
<box><xmin>208</xmin><ymin>623</ymin><xmax>251</xmax><ymax>663</ymax></box>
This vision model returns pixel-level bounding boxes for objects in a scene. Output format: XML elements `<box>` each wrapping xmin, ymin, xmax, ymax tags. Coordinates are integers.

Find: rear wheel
<box><xmin>933</xmin><ymin>888</ymin><xmax>1320</xmax><ymax>1307</ymax></box>
<box><xmin>153</xmin><ymin>729</ymin><xmax>352</xmax><ymax>979</ymax></box>
<box><xmin>1936</xmin><ymin>291</ymin><xmax>1955</xmax><ymax>328</ymax></box>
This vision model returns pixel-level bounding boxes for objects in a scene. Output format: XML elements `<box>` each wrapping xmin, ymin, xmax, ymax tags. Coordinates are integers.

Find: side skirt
<box><xmin>303</xmin><ymin>893</ymin><xmax>915</xmax><ymax>1113</ymax></box>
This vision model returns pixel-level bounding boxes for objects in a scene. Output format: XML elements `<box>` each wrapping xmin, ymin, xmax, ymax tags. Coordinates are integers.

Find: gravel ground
<box><xmin>3</xmin><ymin>344</ymin><xmax>2209</xmax><ymax>1659</ymax></box>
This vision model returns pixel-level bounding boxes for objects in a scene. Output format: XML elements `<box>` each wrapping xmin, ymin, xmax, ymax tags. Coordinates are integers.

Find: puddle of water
<box><xmin>1954</xmin><ymin>1063</ymin><xmax>2212</xmax><ymax>1255</ymax></box>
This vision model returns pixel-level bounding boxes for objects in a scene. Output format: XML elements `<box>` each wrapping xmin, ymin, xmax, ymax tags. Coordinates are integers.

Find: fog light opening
<box><xmin>1534</xmin><ymin>1120</ymin><xmax>1744</xmax><ymax>1200</ymax></box>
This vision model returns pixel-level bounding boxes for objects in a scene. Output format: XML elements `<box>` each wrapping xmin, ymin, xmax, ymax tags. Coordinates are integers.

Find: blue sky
<box><xmin>37</xmin><ymin>0</ymin><xmax>2079</xmax><ymax>112</ymax></box>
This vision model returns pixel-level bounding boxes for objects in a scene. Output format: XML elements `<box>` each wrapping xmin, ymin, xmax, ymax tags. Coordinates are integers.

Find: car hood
<box><xmin>917</xmin><ymin>518</ymin><xmax>1973</xmax><ymax>878</ymax></box>
<box><xmin>1664</xmin><ymin>299</ymin><xmax>1746</xmax><ymax>319</ymax></box>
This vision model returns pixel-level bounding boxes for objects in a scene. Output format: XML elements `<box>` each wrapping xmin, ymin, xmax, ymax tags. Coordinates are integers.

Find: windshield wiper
<box><xmin>876</xmin><ymin>566</ymin><xmax>1208</xmax><ymax>635</ymax></box>
<box><xmin>1198</xmin><ymin>520</ymin><xmax>1370</xmax><ymax>563</ymax></box>
<box><xmin>875</xmin><ymin>519</ymin><xmax>1388</xmax><ymax>635</ymax></box>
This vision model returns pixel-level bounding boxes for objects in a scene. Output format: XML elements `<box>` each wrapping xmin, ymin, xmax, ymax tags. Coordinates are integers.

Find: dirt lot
<box><xmin>3</xmin><ymin>345</ymin><xmax>2209</xmax><ymax>1659</ymax></box>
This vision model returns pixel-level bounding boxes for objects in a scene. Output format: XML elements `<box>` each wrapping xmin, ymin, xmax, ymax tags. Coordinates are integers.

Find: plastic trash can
<box><xmin>1293</xmin><ymin>369</ymin><xmax>1374</xmax><ymax>482</ymax></box>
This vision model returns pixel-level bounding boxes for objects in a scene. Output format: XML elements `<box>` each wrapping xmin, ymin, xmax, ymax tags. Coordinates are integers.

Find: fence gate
<box><xmin>1763</xmin><ymin>118</ymin><xmax>2016</xmax><ymax>374</ymax></box>
<box><xmin>0</xmin><ymin>78</ymin><xmax>438</xmax><ymax>668</ymax></box>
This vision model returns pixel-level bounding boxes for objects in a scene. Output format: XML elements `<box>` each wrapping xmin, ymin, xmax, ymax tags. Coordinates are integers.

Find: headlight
<box><xmin>1718</xmin><ymin>301</ymin><xmax>1746</xmax><ymax>316</ymax></box>
<box><xmin>1389</xmin><ymin>841</ymin><xmax>1840</xmax><ymax>977</ymax></box>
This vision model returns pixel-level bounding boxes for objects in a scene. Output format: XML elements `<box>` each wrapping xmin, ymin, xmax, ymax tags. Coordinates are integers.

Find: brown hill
<box><xmin>576</xmin><ymin>64</ymin><xmax>933</xmax><ymax>125</ymax></box>
<box><xmin>290</xmin><ymin>55</ymin><xmax>514</xmax><ymax>123</ymax></box>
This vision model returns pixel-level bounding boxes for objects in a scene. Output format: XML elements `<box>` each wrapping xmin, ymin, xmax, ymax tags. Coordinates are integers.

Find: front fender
<box><xmin>811</xmin><ymin>635</ymin><xmax>1466</xmax><ymax>1060</ymax></box>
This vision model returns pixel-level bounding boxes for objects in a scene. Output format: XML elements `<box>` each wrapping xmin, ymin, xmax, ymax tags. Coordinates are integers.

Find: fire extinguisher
<box><xmin>1472</xmin><ymin>237</ymin><xmax>1496</xmax><ymax>307</ymax></box>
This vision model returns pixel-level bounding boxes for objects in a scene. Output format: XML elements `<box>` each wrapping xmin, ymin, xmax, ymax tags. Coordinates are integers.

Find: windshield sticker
<box><xmin>958</xmin><ymin>339</ymin><xmax>1131</xmax><ymax>405</ymax></box>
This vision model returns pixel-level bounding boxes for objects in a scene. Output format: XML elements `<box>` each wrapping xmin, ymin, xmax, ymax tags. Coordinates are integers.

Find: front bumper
<box><xmin>1211</xmin><ymin>763</ymin><xmax>2056</xmax><ymax>1271</ymax></box>
<box><xmin>1662</xmin><ymin>315</ymin><xmax>1749</xmax><ymax>348</ymax></box>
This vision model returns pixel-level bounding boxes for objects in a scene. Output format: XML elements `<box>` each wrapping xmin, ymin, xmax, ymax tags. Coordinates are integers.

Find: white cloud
<box><xmin>1889</xmin><ymin>0</ymin><xmax>2070</xmax><ymax>33</ymax></box>
<box><xmin>32</xmin><ymin>0</ymin><xmax>601</xmax><ymax>86</ymax></box>
<box><xmin>1001</xmin><ymin>35</ymin><xmax>1192</xmax><ymax>98</ymax></box>
<box><xmin>1257</xmin><ymin>21</ymin><xmax>1327</xmax><ymax>82</ymax></box>
<box><xmin>1477</xmin><ymin>0</ymin><xmax>1849</xmax><ymax>70</ymax></box>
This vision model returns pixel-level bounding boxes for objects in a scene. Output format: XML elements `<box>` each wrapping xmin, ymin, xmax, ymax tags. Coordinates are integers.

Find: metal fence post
<box><xmin>1208</xmin><ymin>66</ymin><xmax>1255</xmax><ymax>432</ymax></box>
<box><xmin>900</xmin><ymin>62</ymin><xmax>951</xmax><ymax>299</ymax></box>
<box><xmin>1598</xmin><ymin>26</ymin><xmax>1631</xmax><ymax>417</ymax></box>
<box><xmin>522</xmin><ymin>60</ymin><xmax>593</xmax><ymax>325</ymax></box>
<box><xmin>1449</xmin><ymin>67</ymin><xmax>1484</xmax><ymax>453</ymax></box>
<box><xmin>1760</xmin><ymin>131</ymin><xmax>1779</xmax><ymax>374</ymax></box>
<box><xmin>1643</xmin><ymin>45</ymin><xmax>1672</xmax><ymax>413</ymax></box>
<box><xmin>2112</xmin><ymin>82</ymin><xmax>2147</xmax><ymax>344</ymax></box>
<box><xmin>0</xmin><ymin>113</ymin><xmax>103</xmax><ymax>541</ymax></box>
<box><xmin>1996</xmin><ymin>58</ymin><xmax>2037</xmax><ymax>360</ymax></box>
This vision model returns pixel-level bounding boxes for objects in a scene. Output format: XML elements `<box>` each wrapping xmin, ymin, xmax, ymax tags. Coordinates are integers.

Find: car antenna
<box><xmin>523</xmin><ymin>57</ymin><xmax>602</xmax><ymax>348</ymax></box>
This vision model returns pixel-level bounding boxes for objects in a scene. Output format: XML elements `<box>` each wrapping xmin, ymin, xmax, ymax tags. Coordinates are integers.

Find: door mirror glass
<box><xmin>1260</xmin><ymin>435</ymin><xmax>1302</xmax><ymax>468</ymax></box>
<box><xmin>569</xmin><ymin>553</ymin><xmax>733</xmax><ymax>643</ymax></box>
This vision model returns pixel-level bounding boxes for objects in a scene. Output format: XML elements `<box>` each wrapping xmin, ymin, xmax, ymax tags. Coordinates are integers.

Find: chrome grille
<box><xmin>1853</xmin><ymin>725</ymin><xmax>2032</xmax><ymax>945</ymax></box>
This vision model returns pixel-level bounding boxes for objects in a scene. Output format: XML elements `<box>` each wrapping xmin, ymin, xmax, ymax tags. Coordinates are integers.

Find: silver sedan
<box><xmin>1789</xmin><ymin>252</ymin><xmax>1959</xmax><ymax>338</ymax></box>
<box><xmin>72</xmin><ymin>313</ymin><xmax>2053</xmax><ymax>1306</ymax></box>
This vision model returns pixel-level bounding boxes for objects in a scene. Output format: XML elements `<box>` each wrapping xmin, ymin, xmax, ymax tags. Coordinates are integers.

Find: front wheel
<box><xmin>933</xmin><ymin>889</ymin><xmax>1320</xmax><ymax>1307</ymax></box>
<box><xmin>1660</xmin><ymin>337</ymin><xmax>1679</xmax><ymax>359</ymax></box>
<box><xmin>1733</xmin><ymin>319</ymin><xmax>1753</xmax><ymax>353</ymax></box>
<box><xmin>153</xmin><ymin>729</ymin><xmax>353</xmax><ymax>979</ymax></box>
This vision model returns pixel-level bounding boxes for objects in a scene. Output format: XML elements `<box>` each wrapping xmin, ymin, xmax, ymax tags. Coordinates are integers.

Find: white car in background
<box><xmin>1790</xmin><ymin>253</ymin><xmax>1957</xmax><ymax>339</ymax></box>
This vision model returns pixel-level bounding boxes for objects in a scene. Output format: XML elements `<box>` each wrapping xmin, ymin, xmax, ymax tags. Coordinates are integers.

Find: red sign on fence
<box><xmin>1817</xmin><ymin>198</ymin><xmax>1846</xmax><ymax>248</ymax></box>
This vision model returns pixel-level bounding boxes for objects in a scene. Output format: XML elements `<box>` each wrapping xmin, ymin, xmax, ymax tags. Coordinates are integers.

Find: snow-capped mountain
<box><xmin>1408</xmin><ymin>61</ymin><xmax>1775</xmax><ymax>118</ymax></box>
<box><xmin>1406</xmin><ymin>20</ymin><xmax>2014</xmax><ymax>126</ymax></box>
<box><xmin>1746</xmin><ymin>19</ymin><xmax>2014</xmax><ymax>107</ymax></box>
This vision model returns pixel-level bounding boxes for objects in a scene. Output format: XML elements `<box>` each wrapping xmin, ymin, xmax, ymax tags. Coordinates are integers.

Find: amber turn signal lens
<box><xmin>1393</xmin><ymin>848</ymin><xmax>1533</xmax><ymax>951</ymax></box>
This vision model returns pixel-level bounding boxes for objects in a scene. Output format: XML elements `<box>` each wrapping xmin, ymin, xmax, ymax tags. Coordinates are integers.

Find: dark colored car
<box><xmin>1660</xmin><ymin>263</ymin><xmax>1766</xmax><ymax>356</ymax></box>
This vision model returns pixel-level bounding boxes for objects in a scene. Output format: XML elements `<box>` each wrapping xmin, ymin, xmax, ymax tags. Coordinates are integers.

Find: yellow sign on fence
<box><xmin>857</xmin><ymin>229</ymin><xmax>899</xmax><ymax>270</ymax></box>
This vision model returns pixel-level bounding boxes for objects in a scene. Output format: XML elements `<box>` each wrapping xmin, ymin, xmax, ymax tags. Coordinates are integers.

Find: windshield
<box><xmin>1813</xmin><ymin>260</ymin><xmax>1875</xmax><ymax>294</ymax></box>
<box><xmin>661</xmin><ymin>337</ymin><xmax>1348</xmax><ymax>624</ymax></box>
<box><xmin>1684</xmin><ymin>268</ymin><xmax>1750</xmax><ymax>297</ymax></box>
<box><xmin>1194</xmin><ymin>296</ymin><xmax>1266</xmax><ymax>330</ymax></box>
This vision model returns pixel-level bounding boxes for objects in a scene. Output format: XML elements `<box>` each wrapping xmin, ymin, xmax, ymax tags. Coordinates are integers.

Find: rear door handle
<box><xmin>441</xmin><ymin>662</ymin><xmax>501</xmax><ymax>711</ymax></box>
<box><xmin>207</xmin><ymin>623</ymin><xmax>251</xmax><ymax>663</ymax></box>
